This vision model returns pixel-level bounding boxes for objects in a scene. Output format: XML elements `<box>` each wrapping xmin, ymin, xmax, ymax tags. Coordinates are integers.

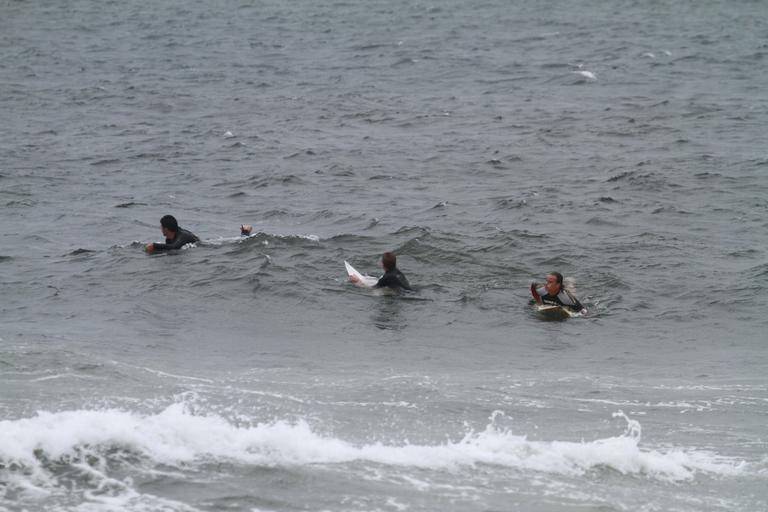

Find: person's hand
<box><xmin>349</xmin><ymin>275</ymin><xmax>360</xmax><ymax>283</ymax></box>
<box><xmin>145</xmin><ymin>243</ymin><xmax>154</xmax><ymax>253</ymax></box>
<box><xmin>530</xmin><ymin>282</ymin><xmax>542</xmax><ymax>304</ymax></box>
<box><xmin>240</xmin><ymin>224</ymin><xmax>253</xmax><ymax>236</ymax></box>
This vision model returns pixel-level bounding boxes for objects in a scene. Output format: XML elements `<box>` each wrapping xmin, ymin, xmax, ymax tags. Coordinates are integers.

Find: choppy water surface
<box><xmin>1</xmin><ymin>0</ymin><xmax>767</xmax><ymax>510</ymax></box>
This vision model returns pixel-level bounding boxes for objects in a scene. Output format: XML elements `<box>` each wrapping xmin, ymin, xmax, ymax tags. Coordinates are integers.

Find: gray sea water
<box><xmin>2</xmin><ymin>0</ymin><xmax>767</xmax><ymax>510</ymax></box>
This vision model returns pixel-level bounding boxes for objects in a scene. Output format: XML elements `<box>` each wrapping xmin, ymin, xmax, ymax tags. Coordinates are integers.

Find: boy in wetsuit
<box><xmin>145</xmin><ymin>215</ymin><xmax>199</xmax><ymax>253</ymax></box>
<box><xmin>348</xmin><ymin>251</ymin><xmax>413</xmax><ymax>292</ymax></box>
<box><xmin>375</xmin><ymin>252</ymin><xmax>412</xmax><ymax>292</ymax></box>
<box><xmin>531</xmin><ymin>271</ymin><xmax>585</xmax><ymax>312</ymax></box>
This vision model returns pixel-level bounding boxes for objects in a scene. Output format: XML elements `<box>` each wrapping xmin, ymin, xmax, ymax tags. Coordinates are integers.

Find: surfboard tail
<box><xmin>345</xmin><ymin>261</ymin><xmax>378</xmax><ymax>288</ymax></box>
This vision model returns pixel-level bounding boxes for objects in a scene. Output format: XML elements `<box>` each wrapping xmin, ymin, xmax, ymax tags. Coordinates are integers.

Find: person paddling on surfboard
<box><xmin>531</xmin><ymin>271</ymin><xmax>585</xmax><ymax>313</ymax></box>
<box><xmin>349</xmin><ymin>252</ymin><xmax>413</xmax><ymax>292</ymax></box>
<box><xmin>145</xmin><ymin>215</ymin><xmax>199</xmax><ymax>253</ymax></box>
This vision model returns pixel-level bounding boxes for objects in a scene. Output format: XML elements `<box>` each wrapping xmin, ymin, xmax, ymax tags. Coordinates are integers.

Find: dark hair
<box><xmin>549</xmin><ymin>271</ymin><xmax>563</xmax><ymax>284</ymax></box>
<box><xmin>160</xmin><ymin>215</ymin><xmax>178</xmax><ymax>233</ymax></box>
<box><xmin>382</xmin><ymin>252</ymin><xmax>397</xmax><ymax>271</ymax></box>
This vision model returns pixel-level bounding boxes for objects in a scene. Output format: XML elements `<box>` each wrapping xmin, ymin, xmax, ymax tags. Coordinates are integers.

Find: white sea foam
<box><xmin>0</xmin><ymin>405</ymin><xmax>744</xmax><ymax>487</ymax></box>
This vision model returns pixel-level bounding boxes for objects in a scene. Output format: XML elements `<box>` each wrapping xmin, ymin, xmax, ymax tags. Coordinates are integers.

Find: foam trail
<box><xmin>0</xmin><ymin>405</ymin><xmax>744</xmax><ymax>483</ymax></box>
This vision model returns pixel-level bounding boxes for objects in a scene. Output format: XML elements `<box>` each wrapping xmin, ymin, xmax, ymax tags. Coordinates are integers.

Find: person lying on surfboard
<box><xmin>145</xmin><ymin>215</ymin><xmax>199</xmax><ymax>253</ymax></box>
<box><xmin>349</xmin><ymin>252</ymin><xmax>413</xmax><ymax>292</ymax></box>
<box><xmin>530</xmin><ymin>271</ymin><xmax>586</xmax><ymax>313</ymax></box>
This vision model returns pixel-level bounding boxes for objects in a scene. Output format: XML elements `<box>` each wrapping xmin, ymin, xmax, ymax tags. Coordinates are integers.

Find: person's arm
<box><xmin>145</xmin><ymin>242</ymin><xmax>172</xmax><ymax>253</ymax></box>
<box><xmin>148</xmin><ymin>241</ymin><xmax>173</xmax><ymax>252</ymax></box>
<box><xmin>149</xmin><ymin>232</ymin><xmax>197</xmax><ymax>253</ymax></box>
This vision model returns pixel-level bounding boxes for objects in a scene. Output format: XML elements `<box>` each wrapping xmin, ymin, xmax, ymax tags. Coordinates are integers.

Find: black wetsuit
<box><xmin>535</xmin><ymin>286</ymin><xmax>584</xmax><ymax>312</ymax></box>
<box><xmin>375</xmin><ymin>268</ymin><xmax>413</xmax><ymax>292</ymax></box>
<box><xmin>153</xmin><ymin>228</ymin><xmax>199</xmax><ymax>252</ymax></box>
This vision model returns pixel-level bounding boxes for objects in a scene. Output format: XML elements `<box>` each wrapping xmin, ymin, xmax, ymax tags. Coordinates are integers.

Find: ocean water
<box><xmin>1</xmin><ymin>0</ymin><xmax>767</xmax><ymax>510</ymax></box>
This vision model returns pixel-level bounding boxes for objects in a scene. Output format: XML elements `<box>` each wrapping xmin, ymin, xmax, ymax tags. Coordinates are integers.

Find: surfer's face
<box><xmin>161</xmin><ymin>225</ymin><xmax>174</xmax><ymax>240</ymax></box>
<box><xmin>545</xmin><ymin>275</ymin><xmax>561</xmax><ymax>295</ymax></box>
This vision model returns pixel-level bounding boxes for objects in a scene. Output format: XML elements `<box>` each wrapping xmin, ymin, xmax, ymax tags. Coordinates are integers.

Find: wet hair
<box><xmin>382</xmin><ymin>252</ymin><xmax>397</xmax><ymax>271</ymax></box>
<box><xmin>160</xmin><ymin>215</ymin><xmax>178</xmax><ymax>233</ymax></box>
<box><xmin>548</xmin><ymin>271</ymin><xmax>563</xmax><ymax>284</ymax></box>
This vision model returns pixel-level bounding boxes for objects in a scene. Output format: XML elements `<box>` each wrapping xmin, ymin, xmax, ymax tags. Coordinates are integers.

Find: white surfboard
<box><xmin>535</xmin><ymin>304</ymin><xmax>583</xmax><ymax>319</ymax></box>
<box><xmin>345</xmin><ymin>261</ymin><xmax>379</xmax><ymax>288</ymax></box>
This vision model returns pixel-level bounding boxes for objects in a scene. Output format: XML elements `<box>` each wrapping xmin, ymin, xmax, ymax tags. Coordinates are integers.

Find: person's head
<box><xmin>160</xmin><ymin>215</ymin><xmax>178</xmax><ymax>239</ymax></box>
<box><xmin>382</xmin><ymin>252</ymin><xmax>397</xmax><ymax>272</ymax></box>
<box><xmin>545</xmin><ymin>271</ymin><xmax>563</xmax><ymax>295</ymax></box>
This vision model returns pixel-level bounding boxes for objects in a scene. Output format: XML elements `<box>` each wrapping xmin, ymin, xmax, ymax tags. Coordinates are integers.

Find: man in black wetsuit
<box><xmin>374</xmin><ymin>252</ymin><xmax>412</xmax><ymax>292</ymax></box>
<box><xmin>348</xmin><ymin>251</ymin><xmax>412</xmax><ymax>292</ymax></box>
<box><xmin>145</xmin><ymin>215</ymin><xmax>199</xmax><ymax>253</ymax></box>
<box><xmin>531</xmin><ymin>271</ymin><xmax>585</xmax><ymax>312</ymax></box>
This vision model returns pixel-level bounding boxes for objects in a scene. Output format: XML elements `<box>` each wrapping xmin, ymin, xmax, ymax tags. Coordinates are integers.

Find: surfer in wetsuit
<box><xmin>145</xmin><ymin>215</ymin><xmax>199</xmax><ymax>253</ymax></box>
<box><xmin>531</xmin><ymin>271</ymin><xmax>585</xmax><ymax>312</ymax></box>
<box><xmin>349</xmin><ymin>252</ymin><xmax>413</xmax><ymax>292</ymax></box>
<box><xmin>375</xmin><ymin>252</ymin><xmax>413</xmax><ymax>292</ymax></box>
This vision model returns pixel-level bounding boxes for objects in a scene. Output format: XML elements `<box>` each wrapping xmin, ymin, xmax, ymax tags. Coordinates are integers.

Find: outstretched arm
<box><xmin>150</xmin><ymin>239</ymin><xmax>185</xmax><ymax>252</ymax></box>
<box><xmin>146</xmin><ymin>232</ymin><xmax>197</xmax><ymax>253</ymax></box>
